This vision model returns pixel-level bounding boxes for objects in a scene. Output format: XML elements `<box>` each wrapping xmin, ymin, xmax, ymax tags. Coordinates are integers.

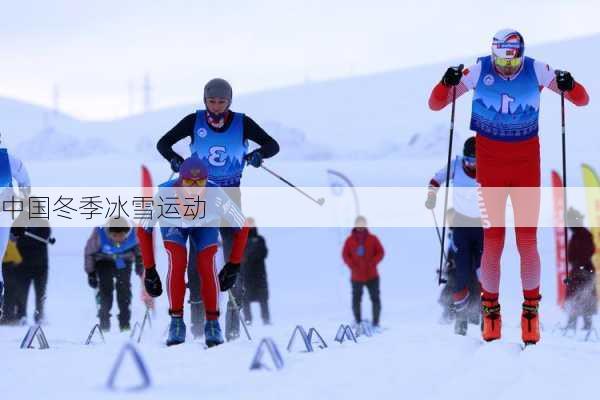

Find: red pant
<box><xmin>476</xmin><ymin>135</ymin><xmax>541</xmax><ymax>296</ymax></box>
<box><xmin>164</xmin><ymin>241</ymin><xmax>220</xmax><ymax>319</ymax></box>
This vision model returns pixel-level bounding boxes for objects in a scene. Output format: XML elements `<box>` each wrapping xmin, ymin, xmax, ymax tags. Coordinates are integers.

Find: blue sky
<box><xmin>1</xmin><ymin>0</ymin><xmax>599</xmax><ymax>120</ymax></box>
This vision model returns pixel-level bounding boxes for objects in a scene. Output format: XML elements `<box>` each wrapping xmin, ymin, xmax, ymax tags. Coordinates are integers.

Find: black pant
<box><xmin>451</xmin><ymin>226</ymin><xmax>483</xmax><ymax>296</ymax></box>
<box><xmin>1</xmin><ymin>262</ymin><xmax>20</xmax><ymax>322</ymax></box>
<box><xmin>187</xmin><ymin>241</ymin><xmax>206</xmax><ymax>336</ymax></box>
<box><xmin>16</xmin><ymin>262</ymin><xmax>48</xmax><ymax>322</ymax></box>
<box><xmin>242</xmin><ymin>298</ymin><xmax>270</xmax><ymax>324</ymax></box>
<box><xmin>95</xmin><ymin>260</ymin><xmax>132</xmax><ymax>328</ymax></box>
<box><xmin>352</xmin><ymin>278</ymin><xmax>381</xmax><ymax>326</ymax></box>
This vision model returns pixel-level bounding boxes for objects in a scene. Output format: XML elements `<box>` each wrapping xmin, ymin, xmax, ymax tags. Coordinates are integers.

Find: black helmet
<box><xmin>463</xmin><ymin>137</ymin><xmax>476</xmax><ymax>157</ymax></box>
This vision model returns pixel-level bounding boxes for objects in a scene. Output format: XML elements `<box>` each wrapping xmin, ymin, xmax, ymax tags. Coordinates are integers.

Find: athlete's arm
<box><xmin>534</xmin><ymin>61</ymin><xmax>589</xmax><ymax>106</ymax></box>
<box><xmin>428</xmin><ymin>62</ymin><xmax>481</xmax><ymax>111</ymax></box>
<box><xmin>8</xmin><ymin>154</ymin><xmax>30</xmax><ymax>190</ymax></box>
<box><xmin>243</xmin><ymin>116</ymin><xmax>280</xmax><ymax>158</ymax></box>
<box><xmin>428</xmin><ymin>159</ymin><xmax>457</xmax><ymax>191</ymax></box>
<box><xmin>156</xmin><ymin>113</ymin><xmax>196</xmax><ymax>164</ymax></box>
<box><xmin>84</xmin><ymin>229</ymin><xmax>100</xmax><ymax>274</ymax></box>
<box><xmin>228</xmin><ymin>226</ymin><xmax>250</xmax><ymax>264</ymax></box>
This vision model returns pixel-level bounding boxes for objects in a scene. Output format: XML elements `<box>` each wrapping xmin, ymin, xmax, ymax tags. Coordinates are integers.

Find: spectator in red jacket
<box><xmin>342</xmin><ymin>216</ymin><xmax>385</xmax><ymax>328</ymax></box>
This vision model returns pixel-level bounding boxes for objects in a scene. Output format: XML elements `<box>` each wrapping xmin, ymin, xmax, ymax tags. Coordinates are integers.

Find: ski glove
<box><xmin>425</xmin><ymin>191</ymin><xmax>437</xmax><ymax>209</ymax></box>
<box><xmin>170</xmin><ymin>157</ymin><xmax>184</xmax><ymax>173</ymax></box>
<box><xmin>555</xmin><ymin>70</ymin><xmax>575</xmax><ymax>92</ymax></box>
<box><xmin>441</xmin><ymin>65</ymin><xmax>463</xmax><ymax>87</ymax></box>
<box><xmin>218</xmin><ymin>262</ymin><xmax>240</xmax><ymax>291</ymax></box>
<box><xmin>245</xmin><ymin>150</ymin><xmax>263</xmax><ymax>168</ymax></box>
<box><xmin>88</xmin><ymin>272</ymin><xmax>99</xmax><ymax>289</ymax></box>
<box><xmin>144</xmin><ymin>267</ymin><xmax>163</xmax><ymax>297</ymax></box>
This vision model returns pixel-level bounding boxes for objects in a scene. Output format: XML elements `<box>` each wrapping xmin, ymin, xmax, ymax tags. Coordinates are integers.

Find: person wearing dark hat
<box><xmin>156</xmin><ymin>78</ymin><xmax>279</xmax><ymax>340</ymax></box>
<box><xmin>565</xmin><ymin>207</ymin><xmax>597</xmax><ymax>331</ymax></box>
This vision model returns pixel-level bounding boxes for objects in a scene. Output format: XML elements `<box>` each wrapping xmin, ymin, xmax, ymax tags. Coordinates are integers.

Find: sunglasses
<box><xmin>494</xmin><ymin>57</ymin><xmax>522</xmax><ymax>68</ymax></box>
<box><xmin>181</xmin><ymin>178</ymin><xmax>207</xmax><ymax>187</ymax></box>
<box><xmin>463</xmin><ymin>156</ymin><xmax>476</xmax><ymax>165</ymax></box>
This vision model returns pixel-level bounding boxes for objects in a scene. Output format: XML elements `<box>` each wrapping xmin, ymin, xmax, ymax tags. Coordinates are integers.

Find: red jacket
<box><xmin>342</xmin><ymin>228</ymin><xmax>385</xmax><ymax>282</ymax></box>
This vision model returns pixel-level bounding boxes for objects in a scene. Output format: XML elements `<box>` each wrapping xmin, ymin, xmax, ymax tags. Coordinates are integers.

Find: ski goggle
<box><xmin>181</xmin><ymin>178</ymin><xmax>207</xmax><ymax>187</ymax></box>
<box><xmin>463</xmin><ymin>156</ymin><xmax>476</xmax><ymax>167</ymax></box>
<box><xmin>494</xmin><ymin>57</ymin><xmax>522</xmax><ymax>68</ymax></box>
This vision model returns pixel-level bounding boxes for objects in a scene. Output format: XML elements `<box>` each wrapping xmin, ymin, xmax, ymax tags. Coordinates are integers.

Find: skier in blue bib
<box><xmin>84</xmin><ymin>218</ymin><xmax>143</xmax><ymax>331</ymax></box>
<box><xmin>156</xmin><ymin>78</ymin><xmax>279</xmax><ymax>340</ymax></box>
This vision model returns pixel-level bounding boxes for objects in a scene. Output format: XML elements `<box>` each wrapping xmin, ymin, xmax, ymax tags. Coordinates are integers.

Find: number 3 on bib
<box><xmin>208</xmin><ymin>146</ymin><xmax>227</xmax><ymax>167</ymax></box>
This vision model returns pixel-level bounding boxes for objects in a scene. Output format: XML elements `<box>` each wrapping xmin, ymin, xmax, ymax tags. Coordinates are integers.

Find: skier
<box><xmin>429</xmin><ymin>29</ymin><xmax>589</xmax><ymax>344</ymax></box>
<box><xmin>342</xmin><ymin>216</ymin><xmax>385</xmax><ymax>330</ymax></box>
<box><xmin>84</xmin><ymin>217</ymin><xmax>143</xmax><ymax>332</ymax></box>
<box><xmin>136</xmin><ymin>155</ymin><xmax>249</xmax><ymax>347</ymax></box>
<box><xmin>0</xmin><ymin>146</ymin><xmax>30</xmax><ymax>319</ymax></box>
<box><xmin>426</xmin><ymin>137</ymin><xmax>483</xmax><ymax>335</ymax></box>
<box><xmin>156</xmin><ymin>78</ymin><xmax>279</xmax><ymax>340</ymax></box>
<box><xmin>241</xmin><ymin>218</ymin><xmax>271</xmax><ymax>325</ymax></box>
<box><xmin>565</xmin><ymin>208</ymin><xmax>597</xmax><ymax>331</ymax></box>
<box><xmin>13</xmin><ymin>213</ymin><xmax>52</xmax><ymax>324</ymax></box>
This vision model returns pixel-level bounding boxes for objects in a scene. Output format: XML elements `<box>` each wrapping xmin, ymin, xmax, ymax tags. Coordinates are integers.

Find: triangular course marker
<box><xmin>250</xmin><ymin>338</ymin><xmax>284</xmax><ymax>371</ymax></box>
<box><xmin>20</xmin><ymin>324</ymin><xmax>50</xmax><ymax>349</ymax></box>
<box><xmin>106</xmin><ymin>342</ymin><xmax>151</xmax><ymax>391</ymax></box>
<box><xmin>307</xmin><ymin>327</ymin><xmax>328</xmax><ymax>349</ymax></box>
<box><xmin>85</xmin><ymin>324</ymin><xmax>106</xmax><ymax>345</ymax></box>
<box><xmin>334</xmin><ymin>324</ymin><xmax>357</xmax><ymax>344</ymax></box>
<box><xmin>286</xmin><ymin>325</ymin><xmax>313</xmax><ymax>352</ymax></box>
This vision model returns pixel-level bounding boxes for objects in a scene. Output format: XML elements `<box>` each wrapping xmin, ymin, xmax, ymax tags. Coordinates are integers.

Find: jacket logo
<box><xmin>483</xmin><ymin>74</ymin><xmax>495</xmax><ymax>86</ymax></box>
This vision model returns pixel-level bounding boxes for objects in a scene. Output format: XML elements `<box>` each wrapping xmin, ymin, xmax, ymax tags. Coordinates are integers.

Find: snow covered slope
<box><xmin>3</xmin><ymin>34</ymin><xmax>598</xmax><ymax>168</ymax></box>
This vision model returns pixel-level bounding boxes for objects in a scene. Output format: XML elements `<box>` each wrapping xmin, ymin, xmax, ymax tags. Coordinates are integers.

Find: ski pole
<box><xmin>260</xmin><ymin>165</ymin><xmax>325</xmax><ymax>206</ymax></box>
<box><xmin>24</xmin><ymin>231</ymin><xmax>56</xmax><ymax>245</ymax></box>
<box><xmin>438</xmin><ymin>64</ymin><xmax>463</xmax><ymax>286</ymax></box>
<box><xmin>228</xmin><ymin>289</ymin><xmax>252</xmax><ymax>341</ymax></box>
<box><xmin>558</xmin><ymin>79</ymin><xmax>569</xmax><ymax>285</ymax></box>
<box><xmin>431</xmin><ymin>210</ymin><xmax>449</xmax><ymax>273</ymax></box>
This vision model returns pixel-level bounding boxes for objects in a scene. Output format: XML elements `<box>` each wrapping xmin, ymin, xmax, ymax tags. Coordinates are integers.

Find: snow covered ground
<box><xmin>1</xmin><ymin>156</ymin><xmax>599</xmax><ymax>399</ymax></box>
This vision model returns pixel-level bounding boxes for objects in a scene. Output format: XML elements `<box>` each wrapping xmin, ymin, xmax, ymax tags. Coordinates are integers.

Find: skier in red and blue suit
<box><xmin>428</xmin><ymin>29</ymin><xmax>589</xmax><ymax>344</ymax></box>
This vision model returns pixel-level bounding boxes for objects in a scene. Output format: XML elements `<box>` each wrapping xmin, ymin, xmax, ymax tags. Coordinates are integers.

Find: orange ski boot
<box><xmin>481</xmin><ymin>296</ymin><xmax>501</xmax><ymax>342</ymax></box>
<box><xmin>521</xmin><ymin>295</ymin><xmax>541</xmax><ymax>345</ymax></box>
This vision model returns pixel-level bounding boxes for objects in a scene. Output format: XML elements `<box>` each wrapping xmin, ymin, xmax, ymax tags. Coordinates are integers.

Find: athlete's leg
<box><xmin>160</xmin><ymin>227</ymin><xmax>190</xmax><ymax>317</ymax></box>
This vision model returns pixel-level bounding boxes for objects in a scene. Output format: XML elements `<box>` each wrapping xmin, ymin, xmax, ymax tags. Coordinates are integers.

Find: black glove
<box><xmin>87</xmin><ymin>272</ymin><xmax>99</xmax><ymax>289</ymax></box>
<box><xmin>555</xmin><ymin>70</ymin><xmax>575</xmax><ymax>92</ymax></box>
<box><xmin>170</xmin><ymin>157</ymin><xmax>183</xmax><ymax>173</ymax></box>
<box><xmin>441</xmin><ymin>65</ymin><xmax>464</xmax><ymax>87</ymax></box>
<box><xmin>218</xmin><ymin>262</ymin><xmax>240</xmax><ymax>291</ymax></box>
<box><xmin>144</xmin><ymin>267</ymin><xmax>163</xmax><ymax>297</ymax></box>
<box><xmin>245</xmin><ymin>150</ymin><xmax>263</xmax><ymax>168</ymax></box>
<box><xmin>425</xmin><ymin>191</ymin><xmax>437</xmax><ymax>209</ymax></box>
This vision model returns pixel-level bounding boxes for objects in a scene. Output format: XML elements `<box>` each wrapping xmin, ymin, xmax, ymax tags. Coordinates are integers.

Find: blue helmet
<box><xmin>176</xmin><ymin>154</ymin><xmax>209</xmax><ymax>186</ymax></box>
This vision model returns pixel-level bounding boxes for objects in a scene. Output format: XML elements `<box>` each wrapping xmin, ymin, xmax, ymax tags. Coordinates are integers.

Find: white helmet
<box><xmin>491</xmin><ymin>29</ymin><xmax>525</xmax><ymax>76</ymax></box>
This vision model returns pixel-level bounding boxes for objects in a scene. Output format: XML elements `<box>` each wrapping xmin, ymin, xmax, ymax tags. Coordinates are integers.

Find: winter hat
<box><xmin>204</xmin><ymin>78</ymin><xmax>233</xmax><ymax>104</ymax></box>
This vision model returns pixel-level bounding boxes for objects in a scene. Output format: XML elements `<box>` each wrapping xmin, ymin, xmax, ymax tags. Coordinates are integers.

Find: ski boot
<box><xmin>521</xmin><ymin>295</ymin><xmax>541</xmax><ymax>345</ymax></box>
<box><xmin>481</xmin><ymin>296</ymin><xmax>501</xmax><ymax>342</ymax></box>
<box><xmin>583</xmin><ymin>316</ymin><xmax>593</xmax><ymax>331</ymax></box>
<box><xmin>99</xmin><ymin>318</ymin><xmax>111</xmax><ymax>332</ymax></box>
<box><xmin>205</xmin><ymin>319</ymin><xmax>224</xmax><ymax>348</ymax></box>
<box><xmin>225</xmin><ymin>305</ymin><xmax>241</xmax><ymax>342</ymax></box>
<box><xmin>166</xmin><ymin>316</ymin><xmax>186</xmax><ymax>346</ymax></box>
<box><xmin>453</xmin><ymin>291</ymin><xmax>470</xmax><ymax>336</ymax></box>
<box><xmin>119</xmin><ymin>322</ymin><xmax>131</xmax><ymax>332</ymax></box>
